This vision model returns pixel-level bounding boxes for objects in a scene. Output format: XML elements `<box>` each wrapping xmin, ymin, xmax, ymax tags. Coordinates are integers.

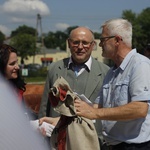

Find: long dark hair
<box><xmin>0</xmin><ymin>44</ymin><xmax>26</xmax><ymax>92</ymax></box>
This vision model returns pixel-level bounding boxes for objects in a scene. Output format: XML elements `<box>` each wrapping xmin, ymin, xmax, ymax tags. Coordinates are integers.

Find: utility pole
<box><xmin>35</xmin><ymin>13</ymin><xmax>45</xmax><ymax>58</ymax></box>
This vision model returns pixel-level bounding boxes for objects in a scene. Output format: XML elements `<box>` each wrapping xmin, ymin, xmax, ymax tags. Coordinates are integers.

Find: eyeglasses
<box><xmin>99</xmin><ymin>36</ymin><xmax>115</xmax><ymax>43</ymax></box>
<box><xmin>69</xmin><ymin>39</ymin><xmax>94</xmax><ymax>47</ymax></box>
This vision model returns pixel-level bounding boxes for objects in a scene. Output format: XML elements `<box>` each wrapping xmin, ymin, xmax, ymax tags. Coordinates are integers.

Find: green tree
<box><xmin>122</xmin><ymin>7</ymin><xmax>150</xmax><ymax>54</ymax></box>
<box><xmin>137</xmin><ymin>7</ymin><xmax>150</xmax><ymax>53</ymax></box>
<box><xmin>44</xmin><ymin>31</ymin><xmax>68</xmax><ymax>50</ymax></box>
<box><xmin>65</xmin><ymin>26</ymin><xmax>78</xmax><ymax>35</ymax></box>
<box><xmin>93</xmin><ymin>32</ymin><xmax>100</xmax><ymax>39</ymax></box>
<box><xmin>0</xmin><ymin>31</ymin><xmax>5</xmax><ymax>44</ymax></box>
<box><xmin>10</xmin><ymin>25</ymin><xmax>37</xmax><ymax>64</ymax></box>
<box><xmin>55</xmin><ymin>31</ymin><xmax>68</xmax><ymax>50</ymax></box>
<box><xmin>44</xmin><ymin>31</ymin><xmax>57</xmax><ymax>49</ymax></box>
<box><xmin>11</xmin><ymin>25</ymin><xmax>36</xmax><ymax>37</ymax></box>
<box><xmin>10</xmin><ymin>33</ymin><xmax>36</xmax><ymax>64</ymax></box>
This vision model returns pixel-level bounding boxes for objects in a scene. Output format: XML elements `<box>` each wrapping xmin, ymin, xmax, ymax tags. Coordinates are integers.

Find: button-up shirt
<box><xmin>68</xmin><ymin>57</ymin><xmax>92</xmax><ymax>76</ymax></box>
<box><xmin>95</xmin><ymin>49</ymin><xmax>150</xmax><ymax>145</ymax></box>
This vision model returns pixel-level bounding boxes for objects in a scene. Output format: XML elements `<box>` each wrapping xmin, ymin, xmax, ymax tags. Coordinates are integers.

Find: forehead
<box><xmin>70</xmin><ymin>28</ymin><xmax>93</xmax><ymax>40</ymax></box>
<box><xmin>8</xmin><ymin>52</ymin><xmax>17</xmax><ymax>62</ymax></box>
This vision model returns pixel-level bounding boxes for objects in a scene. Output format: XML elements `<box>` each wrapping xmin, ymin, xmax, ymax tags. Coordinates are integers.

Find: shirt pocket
<box><xmin>114</xmin><ymin>80</ymin><xmax>129</xmax><ymax>106</ymax></box>
<box><xmin>102</xmin><ymin>84</ymin><xmax>112</xmax><ymax>107</ymax></box>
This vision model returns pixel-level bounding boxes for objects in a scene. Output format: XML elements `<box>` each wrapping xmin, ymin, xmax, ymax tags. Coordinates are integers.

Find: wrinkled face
<box><xmin>5</xmin><ymin>52</ymin><xmax>19</xmax><ymax>79</ymax></box>
<box><xmin>99</xmin><ymin>27</ymin><xmax>116</xmax><ymax>59</ymax></box>
<box><xmin>68</xmin><ymin>28</ymin><xmax>95</xmax><ymax>64</ymax></box>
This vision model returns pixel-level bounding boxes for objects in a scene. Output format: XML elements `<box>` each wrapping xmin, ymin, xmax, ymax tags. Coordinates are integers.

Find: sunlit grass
<box><xmin>23</xmin><ymin>77</ymin><xmax>46</xmax><ymax>83</ymax></box>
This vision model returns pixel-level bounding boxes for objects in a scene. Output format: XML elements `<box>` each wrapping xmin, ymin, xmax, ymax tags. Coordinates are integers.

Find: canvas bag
<box><xmin>49</xmin><ymin>76</ymin><xmax>100</xmax><ymax>150</ymax></box>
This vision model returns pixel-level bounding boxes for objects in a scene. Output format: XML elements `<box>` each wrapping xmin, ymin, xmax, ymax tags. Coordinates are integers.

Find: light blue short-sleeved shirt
<box><xmin>95</xmin><ymin>49</ymin><xmax>150</xmax><ymax>145</ymax></box>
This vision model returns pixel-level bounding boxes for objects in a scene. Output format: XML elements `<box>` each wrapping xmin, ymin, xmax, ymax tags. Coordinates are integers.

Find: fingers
<box><xmin>46</xmin><ymin>124</ymin><xmax>55</xmax><ymax>137</ymax></box>
<box><xmin>39</xmin><ymin>122</ymin><xmax>55</xmax><ymax>137</ymax></box>
<box><xmin>74</xmin><ymin>99</ymin><xmax>86</xmax><ymax>112</ymax></box>
<box><xmin>39</xmin><ymin>127</ymin><xmax>46</xmax><ymax>137</ymax></box>
<box><xmin>74</xmin><ymin>98</ymin><xmax>81</xmax><ymax>104</ymax></box>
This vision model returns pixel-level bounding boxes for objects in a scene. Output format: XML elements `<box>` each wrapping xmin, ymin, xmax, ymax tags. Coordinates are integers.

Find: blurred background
<box><xmin>0</xmin><ymin>0</ymin><xmax>149</xmax><ymax>82</ymax></box>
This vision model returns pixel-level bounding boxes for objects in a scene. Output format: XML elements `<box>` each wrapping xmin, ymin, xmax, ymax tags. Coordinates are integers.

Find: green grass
<box><xmin>23</xmin><ymin>76</ymin><xmax>46</xmax><ymax>83</ymax></box>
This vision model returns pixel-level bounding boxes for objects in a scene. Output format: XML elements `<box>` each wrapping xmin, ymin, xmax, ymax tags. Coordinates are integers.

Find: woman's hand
<box><xmin>39</xmin><ymin>116</ymin><xmax>60</xmax><ymax>126</ymax></box>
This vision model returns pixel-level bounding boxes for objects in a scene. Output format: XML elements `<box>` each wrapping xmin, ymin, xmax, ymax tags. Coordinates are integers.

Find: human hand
<box><xmin>39</xmin><ymin>122</ymin><xmax>55</xmax><ymax>137</ymax></box>
<box><xmin>30</xmin><ymin>119</ymin><xmax>55</xmax><ymax>137</ymax></box>
<box><xmin>74</xmin><ymin>98</ymin><xmax>96</xmax><ymax>120</ymax></box>
<box><xmin>39</xmin><ymin>117</ymin><xmax>60</xmax><ymax>126</ymax></box>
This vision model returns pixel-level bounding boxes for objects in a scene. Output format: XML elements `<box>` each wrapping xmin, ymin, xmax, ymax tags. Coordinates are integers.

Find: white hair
<box><xmin>101</xmin><ymin>18</ymin><xmax>132</xmax><ymax>47</ymax></box>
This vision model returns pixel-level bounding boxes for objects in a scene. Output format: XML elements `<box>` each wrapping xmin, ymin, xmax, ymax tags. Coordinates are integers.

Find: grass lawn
<box><xmin>23</xmin><ymin>77</ymin><xmax>46</xmax><ymax>83</ymax></box>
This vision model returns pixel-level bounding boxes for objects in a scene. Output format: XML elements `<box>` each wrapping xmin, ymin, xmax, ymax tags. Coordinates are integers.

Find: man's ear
<box><xmin>92</xmin><ymin>41</ymin><xmax>96</xmax><ymax>50</ymax></box>
<box><xmin>115</xmin><ymin>36</ymin><xmax>122</xmax><ymax>43</ymax></box>
<box><xmin>67</xmin><ymin>38</ymin><xmax>71</xmax><ymax>48</ymax></box>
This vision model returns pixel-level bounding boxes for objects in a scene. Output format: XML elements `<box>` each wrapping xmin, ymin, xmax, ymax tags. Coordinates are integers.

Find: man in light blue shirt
<box><xmin>75</xmin><ymin>19</ymin><xmax>150</xmax><ymax>150</ymax></box>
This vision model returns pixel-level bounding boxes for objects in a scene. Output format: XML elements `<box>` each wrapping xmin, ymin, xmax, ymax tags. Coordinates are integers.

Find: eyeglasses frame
<box><xmin>69</xmin><ymin>39</ymin><xmax>94</xmax><ymax>48</ymax></box>
<box><xmin>99</xmin><ymin>36</ymin><xmax>115</xmax><ymax>43</ymax></box>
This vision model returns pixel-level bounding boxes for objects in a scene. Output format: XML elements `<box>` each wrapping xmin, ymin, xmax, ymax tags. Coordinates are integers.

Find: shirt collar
<box><xmin>119</xmin><ymin>48</ymin><xmax>137</xmax><ymax>70</ymax></box>
<box><xmin>68</xmin><ymin>56</ymin><xmax>92</xmax><ymax>71</ymax></box>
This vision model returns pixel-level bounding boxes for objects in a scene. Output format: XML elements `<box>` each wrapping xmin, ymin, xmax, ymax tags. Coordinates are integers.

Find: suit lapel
<box><xmin>56</xmin><ymin>58</ymin><xmax>69</xmax><ymax>79</ymax></box>
<box><xmin>84</xmin><ymin>59</ymin><xmax>102</xmax><ymax>99</ymax></box>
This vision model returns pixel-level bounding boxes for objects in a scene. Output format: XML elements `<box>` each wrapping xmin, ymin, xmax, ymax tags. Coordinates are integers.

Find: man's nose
<box><xmin>78</xmin><ymin>42</ymin><xmax>84</xmax><ymax>48</ymax></box>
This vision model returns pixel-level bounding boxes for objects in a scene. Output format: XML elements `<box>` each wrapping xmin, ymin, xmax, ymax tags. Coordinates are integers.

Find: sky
<box><xmin>0</xmin><ymin>0</ymin><xmax>149</xmax><ymax>36</ymax></box>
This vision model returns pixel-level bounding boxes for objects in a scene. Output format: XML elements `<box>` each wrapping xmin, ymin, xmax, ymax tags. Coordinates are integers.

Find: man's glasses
<box><xmin>99</xmin><ymin>36</ymin><xmax>115</xmax><ymax>43</ymax></box>
<box><xmin>69</xmin><ymin>39</ymin><xmax>94</xmax><ymax>47</ymax></box>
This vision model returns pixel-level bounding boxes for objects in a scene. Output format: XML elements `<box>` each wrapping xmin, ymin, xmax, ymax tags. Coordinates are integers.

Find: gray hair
<box><xmin>101</xmin><ymin>18</ymin><xmax>132</xmax><ymax>47</ymax></box>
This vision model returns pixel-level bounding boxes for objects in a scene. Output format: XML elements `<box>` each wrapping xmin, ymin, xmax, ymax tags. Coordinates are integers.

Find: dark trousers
<box><xmin>108</xmin><ymin>140</ymin><xmax>150</xmax><ymax>150</ymax></box>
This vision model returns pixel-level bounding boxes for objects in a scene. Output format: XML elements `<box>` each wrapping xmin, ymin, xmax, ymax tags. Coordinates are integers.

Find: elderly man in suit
<box><xmin>38</xmin><ymin>26</ymin><xmax>109</xmax><ymax>147</ymax></box>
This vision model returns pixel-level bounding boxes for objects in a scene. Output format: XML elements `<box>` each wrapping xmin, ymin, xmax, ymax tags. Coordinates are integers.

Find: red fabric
<box><xmin>49</xmin><ymin>87</ymin><xmax>68</xmax><ymax>150</ymax></box>
<box><xmin>57</xmin><ymin>116</ymin><xmax>73</xmax><ymax>150</ymax></box>
<box><xmin>57</xmin><ymin>127</ymin><xmax>66</xmax><ymax>150</ymax></box>
<box><xmin>49</xmin><ymin>92</ymin><xmax>60</xmax><ymax>107</ymax></box>
<box><xmin>49</xmin><ymin>84</ymin><xmax>71</xmax><ymax>149</ymax></box>
<box><xmin>49</xmin><ymin>87</ymin><xmax>67</xmax><ymax>107</ymax></box>
<box><xmin>58</xmin><ymin>87</ymin><xmax>67</xmax><ymax>101</ymax></box>
<box><xmin>17</xmin><ymin>89</ymin><xmax>24</xmax><ymax>103</ymax></box>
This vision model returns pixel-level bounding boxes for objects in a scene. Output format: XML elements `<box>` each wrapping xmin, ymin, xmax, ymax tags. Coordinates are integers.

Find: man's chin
<box><xmin>102</xmin><ymin>53</ymin><xmax>106</xmax><ymax>58</ymax></box>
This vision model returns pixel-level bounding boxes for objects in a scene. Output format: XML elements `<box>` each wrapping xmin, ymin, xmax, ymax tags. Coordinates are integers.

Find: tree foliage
<box><xmin>64</xmin><ymin>26</ymin><xmax>78</xmax><ymax>35</ymax></box>
<box><xmin>44</xmin><ymin>31</ymin><xmax>67</xmax><ymax>50</ymax></box>
<box><xmin>10</xmin><ymin>33</ymin><xmax>36</xmax><ymax>64</ymax></box>
<box><xmin>44</xmin><ymin>26</ymin><xmax>78</xmax><ymax>50</ymax></box>
<box><xmin>122</xmin><ymin>7</ymin><xmax>150</xmax><ymax>54</ymax></box>
<box><xmin>0</xmin><ymin>31</ymin><xmax>5</xmax><ymax>44</ymax></box>
<box><xmin>11</xmin><ymin>25</ymin><xmax>36</xmax><ymax>37</ymax></box>
<box><xmin>10</xmin><ymin>25</ymin><xmax>37</xmax><ymax>64</ymax></box>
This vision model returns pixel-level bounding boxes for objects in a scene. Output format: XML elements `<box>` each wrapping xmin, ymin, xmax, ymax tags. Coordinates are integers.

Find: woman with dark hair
<box><xmin>0</xmin><ymin>43</ymin><xmax>26</xmax><ymax>102</ymax></box>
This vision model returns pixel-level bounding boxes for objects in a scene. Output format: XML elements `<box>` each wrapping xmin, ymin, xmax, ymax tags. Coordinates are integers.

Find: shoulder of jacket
<box><xmin>48</xmin><ymin>58</ymin><xmax>69</xmax><ymax>70</ymax></box>
<box><xmin>92</xmin><ymin>58</ymin><xmax>109</xmax><ymax>68</ymax></box>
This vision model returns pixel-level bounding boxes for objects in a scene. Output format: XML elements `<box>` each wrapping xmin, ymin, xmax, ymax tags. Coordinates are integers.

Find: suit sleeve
<box><xmin>38</xmin><ymin>70</ymin><xmax>51</xmax><ymax>118</ymax></box>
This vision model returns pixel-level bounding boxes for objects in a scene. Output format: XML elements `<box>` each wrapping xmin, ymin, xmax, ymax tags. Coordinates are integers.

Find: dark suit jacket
<box><xmin>38</xmin><ymin>57</ymin><xmax>109</xmax><ymax>138</ymax></box>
